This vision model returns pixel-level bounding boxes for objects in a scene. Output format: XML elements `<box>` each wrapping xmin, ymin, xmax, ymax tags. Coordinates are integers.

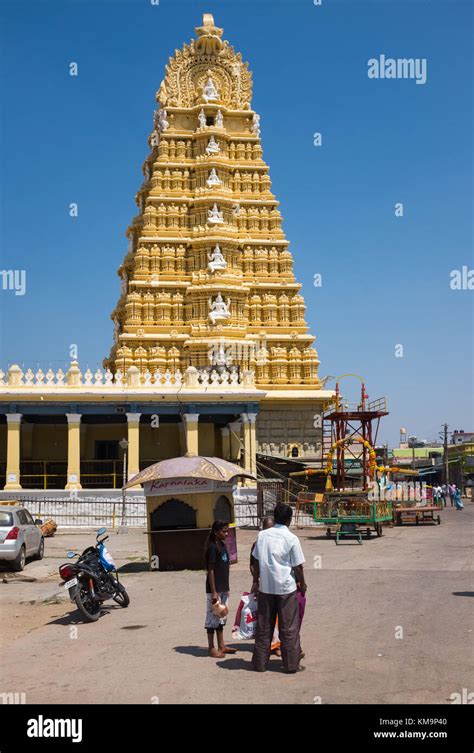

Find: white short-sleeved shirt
<box><xmin>253</xmin><ymin>524</ymin><xmax>305</xmax><ymax>595</ymax></box>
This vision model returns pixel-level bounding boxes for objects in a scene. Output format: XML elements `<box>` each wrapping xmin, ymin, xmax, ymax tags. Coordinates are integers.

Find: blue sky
<box><xmin>0</xmin><ymin>0</ymin><xmax>472</xmax><ymax>446</ymax></box>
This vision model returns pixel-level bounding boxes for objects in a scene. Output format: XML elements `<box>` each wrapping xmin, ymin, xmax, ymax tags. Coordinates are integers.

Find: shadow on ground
<box><xmin>174</xmin><ymin>645</ymin><xmax>210</xmax><ymax>658</ymax></box>
<box><xmin>118</xmin><ymin>562</ymin><xmax>150</xmax><ymax>573</ymax></box>
<box><xmin>46</xmin><ymin>606</ymin><xmax>123</xmax><ymax>626</ymax></box>
<box><xmin>174</xmin><ymin>642</ymin><xmax>253</xmax><ymax>658</ymax></box>
<box><xmin>216</xmin><ymin>658</ymin><xmax>284</xmax><ymax>672</ymax></box>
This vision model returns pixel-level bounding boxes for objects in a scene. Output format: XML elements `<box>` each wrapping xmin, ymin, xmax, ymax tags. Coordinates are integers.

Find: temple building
<box><xmin>0</xmin><ymin>15</ymin><xmax>333</xmax><ymax>494</ymax></box>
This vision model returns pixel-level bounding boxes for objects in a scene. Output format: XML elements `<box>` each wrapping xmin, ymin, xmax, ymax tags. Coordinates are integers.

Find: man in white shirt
<box><xmin>251</xmin><ymin>503</ymin><xmax>307</xmax><ymax>673</ymax></box>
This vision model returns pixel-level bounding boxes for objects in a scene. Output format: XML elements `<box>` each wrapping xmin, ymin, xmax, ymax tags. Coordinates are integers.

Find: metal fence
<box><xmin>13</xmin><ymin>496</ymin><xmax>147</xmax><ymax>528</ymax></box>
<box><xmin>13</xmin><ymin>459</ymin><xmax>166</xmax><ymax>491</ymax></box>
<box><xmin>257</xmin><ymin>480</ymin><xmax>285</xmax><ymax>518</ymax></box>
<box><xmin>233</xmin><ymin>480</ymin><xmax>317</xmax><ymax>529</ymax></box>
<box><xmin>8</xmin><ymin>484</ymin><xmax>321</xmax><ymax>530</ymax></box>
<box><xmin>233</xmin><ymin>493</ymin><xmax>260</xmax><ymax>528</ymax></box>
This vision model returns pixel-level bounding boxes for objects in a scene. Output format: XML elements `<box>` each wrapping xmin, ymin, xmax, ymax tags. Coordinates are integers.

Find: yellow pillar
<box><xmin>126</xmin><ymin>413</ymin><xmax>141</xmax><ymax>480</ymax></box>
<box><xmin>4</xmin><ymin>413</ymin><xmax>22</xmax><ymax>491</ymax></box>
<box><xmin>65</xmin><ymin>414</ymin><xmax>82</xmax><ymax>490</ymax></box>
<box><xmin>221</xmin><ymin>427</ymin><xmax>230</xmax><ymax>460</ymax></box>
<box><xmin>248</xmin><ymin>412</ymin><xmax>258</xmax><ymax>477</ymax></box>
<box><xmin>182</xmin><ymin>413</ymin><xmax>199</xmax><ymax>455</ymax></box>
<box><xmin>228</xmin><ymin>420</ymin><xmax>242</xmax><ymax>462</ymax></box>
<box><xmin>241</xmin><ymin>414</ymin><xmax>252</xmax><ymax>473</ymax></box>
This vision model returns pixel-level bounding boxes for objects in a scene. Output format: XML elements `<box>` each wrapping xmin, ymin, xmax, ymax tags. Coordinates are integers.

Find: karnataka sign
<box><xmin>144</xmin><ymin>477</ymin><xmax>234</xmax><ymax>496</ymax></box>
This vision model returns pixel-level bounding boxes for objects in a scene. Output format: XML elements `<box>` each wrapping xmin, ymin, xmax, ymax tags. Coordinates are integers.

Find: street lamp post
<box><xmin>119</xmin><ymin>437</ymin><xmax>129</xmax><ymax>530</ymax></box>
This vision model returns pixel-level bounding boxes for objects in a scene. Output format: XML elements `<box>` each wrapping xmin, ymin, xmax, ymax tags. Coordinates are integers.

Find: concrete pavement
<box><xmin>0</xmin><ymin>504</ymin><xmax>472</xmax><ymax>704</ymax></box>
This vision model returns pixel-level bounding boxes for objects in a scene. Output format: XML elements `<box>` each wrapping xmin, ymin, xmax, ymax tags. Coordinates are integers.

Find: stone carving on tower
<box><xmin>209</xmin><ymin>292</ymin><xmax>231</xmax><ymax>325</ymax></box>
<box><xmin>208</xmin><ymin>203</ymin><xmax>224</xmax><ymax>224</ymax></box>
<box><xmin>208</xmin><ymin>244</ymin><xmax>227</xmax><ymax>273</ymax></box>
<box><xmin>105</xmin><ymin>13</ymin><xmax>321</xmax><ymax>391</ymax></box>
<box><xmin>202</xmin><ymin>75</ymin><xmax>220</xmax><ymax>102</ymax></box>
<box><xmin>198</xmin><ymin>108</ymin><xmax>207</xmax><ymax>129</ymax></box>
<box><xmin>207</xmin><ymin>168</ymin><xmax>221</xmax><ymax>187</ymax></box>
<box><xmin>206</xmin><ymin>135</ymin><xmax>220</xmax><ymax>154</ymax></box>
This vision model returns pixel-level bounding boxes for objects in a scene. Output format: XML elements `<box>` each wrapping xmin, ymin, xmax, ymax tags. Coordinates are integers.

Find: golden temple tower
<box><xmin>106</xmin><ymin>13</ymin><xmax>329</xmax><ymax>461</ymax></box>
<box><xmin>107</xmin><ymin>13</ymin><xmax>320</xmax><ymax>391</ymax></box>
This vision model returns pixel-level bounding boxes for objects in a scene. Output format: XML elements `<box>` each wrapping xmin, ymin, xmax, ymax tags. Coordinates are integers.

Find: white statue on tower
<box><xmin>208</xmin><ymin>203</ymin><xmax>224</xmax><ymax>224</ymax></box>
<box><xmin>203</xmin><ymin>76</ymin><xmax>219</xmax><ymax>102</ymax></box>
<box><xmin>206</xmin><ymin>135</ymin><xmax>220</xmax><ymax>154</ymax></box>
<box><xmin>208</xmin><ymin>244</ymin><xmax>227</xmax><ymax>273</ymax></box>
<box><xmin>209</xmin><ymin>292</ymin><xmax>231</xmax><ymax>324</ymax></box>
<box><xmin>251</xmin><ymin>112</ymin><xmax>260</xmax><ymax>137</ymax></box>
<box><xmin>209</xmin><ymin>341</ymin><xmax>232</xmax><ymax>367</ymax></box>
<box><xmin>215</xmin><ymin>110</ymin><xmax>224</xmax><ymax>128</ymax></box>
<box><xmin>157</xmin><ymin>109</ymin><xmax>169</xmax><ymax>131</ymax></box>
<box><xmin>198</xmin><ymin>108</ymin><xmax>207</xmax><ymax>129</ymax></box>
<box><xmin>207</xmin><ymin>168</ymin><xmax>221</xmax><ymax>187</ymax></box>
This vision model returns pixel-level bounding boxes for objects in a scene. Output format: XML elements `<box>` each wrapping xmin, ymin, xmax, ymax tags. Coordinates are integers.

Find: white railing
<box><xmin>0</xmin><ymin>362</ymin><xmax>256</xmax><ymax>390</ymax></box>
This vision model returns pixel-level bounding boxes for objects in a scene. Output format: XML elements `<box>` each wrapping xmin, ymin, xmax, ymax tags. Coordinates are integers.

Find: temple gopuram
<box><xmin>0</xmin><ymin>15</ymin><xmax>333</xmax><ymax>495</ymax></box>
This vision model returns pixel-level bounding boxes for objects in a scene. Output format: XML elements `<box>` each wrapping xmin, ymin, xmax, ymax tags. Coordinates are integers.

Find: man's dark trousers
<box><xmin>252</xmin><ymin>590</ymin><xmax>301</xmax><ymax>672</ymax></box>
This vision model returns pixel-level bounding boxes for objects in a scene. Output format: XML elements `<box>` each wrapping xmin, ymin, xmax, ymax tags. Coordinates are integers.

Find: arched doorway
<box><xmin>213</xmin><ymin>495</ymin><xmax>233</xmax><ymax>523</ymax></box>
<box><xmin>150</xmin><ymin>498</ymin><xmax>197</xmax><ymax>531</ymax></box>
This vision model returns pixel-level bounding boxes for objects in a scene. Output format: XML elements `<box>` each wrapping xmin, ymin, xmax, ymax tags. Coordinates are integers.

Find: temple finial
<box><xmin>195</xmin><ymin>13</ymin><xmax>223</xmax><ymax>55</ymax></box>
<box><xmin>202</xmin><ymin>13</ymin><xmax>215</xmax><ymax>27</ymax></box>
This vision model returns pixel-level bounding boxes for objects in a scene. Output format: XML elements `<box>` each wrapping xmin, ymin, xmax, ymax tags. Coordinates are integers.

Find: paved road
<box><xmin>0</xmin><ymin>505</ymin><xmax>472</xmax><ymax>704</ymax></box>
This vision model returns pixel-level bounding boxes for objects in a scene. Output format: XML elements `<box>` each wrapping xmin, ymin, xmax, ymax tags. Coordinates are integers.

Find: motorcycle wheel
<box><xmin>113</xmin><ymin>583</ymin><xmax>130</xmax><ymax>608</ymax></box>
<box><xmin>75</xmin><ymin>582</ymin><xmax>101</xmax><ymax>622</ymax></box>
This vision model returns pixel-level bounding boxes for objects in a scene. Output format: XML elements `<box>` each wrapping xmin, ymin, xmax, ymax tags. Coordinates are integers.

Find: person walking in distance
<box><xmin>453</xmin><ymin>486</ymin><xmax>464</xmax><ymax>511</ymax></box>
<box><xmin>449</xmin><ymin>483</ymin><xmax>456</xmax><ymax>507</ymax></box>
<box><xmin>251</xmin><ymin>503</ymin><xmax>307</xmax><ymax>674</ymax></box>
<box><xmin>441</xmin><ymin>484</ymin><xmax>447</xmax><ymax>509</ymax></box>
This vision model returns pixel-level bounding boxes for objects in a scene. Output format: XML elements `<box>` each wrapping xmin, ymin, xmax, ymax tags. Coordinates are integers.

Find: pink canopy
<box><xmin>124</xmin><ymin>453</ymin><xmax>255</xmax><ymax>489</ymax></box>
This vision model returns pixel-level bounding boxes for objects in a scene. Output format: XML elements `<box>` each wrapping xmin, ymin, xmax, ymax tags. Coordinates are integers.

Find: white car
<box><xmin>0</xmin><ymin>506</ymin><xmax>44</xmax><ymax>571</ymax></box>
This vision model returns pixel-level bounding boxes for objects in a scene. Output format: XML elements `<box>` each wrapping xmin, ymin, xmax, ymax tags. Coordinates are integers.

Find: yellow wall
<box><xmin>30</xmin><ymin>425</ymin><xmax>67</xmax><ymax>461</ymax></box>
<box><xmin>0</xmin><ymin>420</ymin><xmax>222</xmax><ymax>468</ymax></box>
<box><xmin>140</xmin><ymin>424</ymin><xmax>181</xmax><ymax>461</ymax></box>
<box><xmin>198</xmin><ymin>423</ymin><xmax>217</xmax><ymax>456</ymax></box>
<box><xmin>83</xmin><ymin>425</ymin><xmax>125</xmax><ymax>460</ymax></box>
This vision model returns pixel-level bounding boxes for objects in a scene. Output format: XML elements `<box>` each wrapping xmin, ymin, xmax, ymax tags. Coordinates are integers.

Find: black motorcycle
<box><xmin>59</xmin><ymin>527</ymin><xmax>130</xmax><ymax>622</ymax></box>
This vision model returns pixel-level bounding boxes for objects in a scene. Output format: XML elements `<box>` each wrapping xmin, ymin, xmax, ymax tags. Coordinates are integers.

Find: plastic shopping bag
<box><xmin>232</xmin><ymin>592</ymin><xmax>258</xmax><ymax>639</ymax></box>
<box><xmin>272</xmin><ymin>591</ymin><xmax>307</xmax><ymax>650</ymax></box>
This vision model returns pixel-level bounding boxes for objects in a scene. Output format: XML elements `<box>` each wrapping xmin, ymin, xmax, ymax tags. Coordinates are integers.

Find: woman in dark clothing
<box><xmin>204</xmin><ymin>520</ymin><xmax>237</xmax><ymax>658</ymax></box>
